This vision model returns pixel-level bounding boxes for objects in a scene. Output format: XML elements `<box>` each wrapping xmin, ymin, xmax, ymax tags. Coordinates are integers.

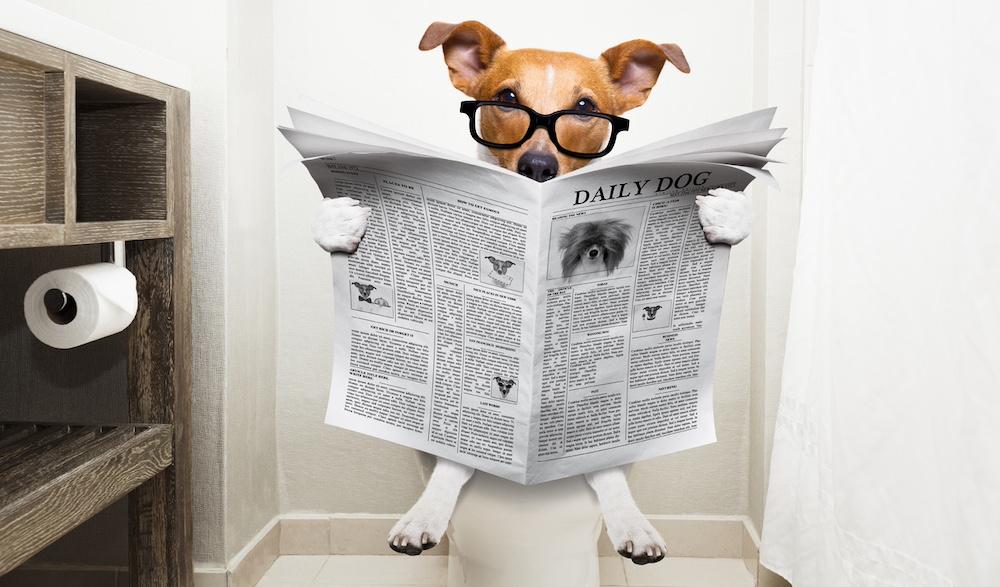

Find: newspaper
<box><xmin>281</xmin><ymin>106</ymin><xmax>783</xmax><ymax>484</ymax></box>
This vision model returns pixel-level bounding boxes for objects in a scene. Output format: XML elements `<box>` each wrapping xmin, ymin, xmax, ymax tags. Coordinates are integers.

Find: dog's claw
<box><xmin>606</xmin><ymin>512</ymin><xmax>668</xmax><ymax>565</ymax></box>
<box><xmin>420</xmin><ymin>532</ymin><xmax>437</xmax><ymax>550</ymax></box>
<box><xmin>616</xmin><ymin>540</ymin><xmax>665</xmax><ymax>565</ymax></box>
<box><xmin>388</xmin><ymin>535</ymin><xmax>424</xmax><ymax>556</ymax></box>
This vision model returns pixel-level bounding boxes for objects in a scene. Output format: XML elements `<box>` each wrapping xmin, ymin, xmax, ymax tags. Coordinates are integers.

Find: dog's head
<box><xmin>642</xmin><ymin>305</ymin><xmax>663</xmax><ymax>320</ymax></box>
<box><xmin>494</xmin><ymin>376</ymin><xmax>515</xmax><ymax>397</ymax></box>
<box><xmin>559</xmin><ymin>219</ymin><xmax>632</xmax><ymax>277</ymax></box>
<box><xmin>352</xmin><ymin>282</ymin><xmax>376</xmax><ymax>297</ymax></box>
<box><xmin>486</xmin><ymin>255</ymin><xmax>515</xmax><ymax>275</ymax></box>
<box><xmin>420</xmin><ymin>21</ymin><xmax>689</xmax><ymax>181</ymax></box>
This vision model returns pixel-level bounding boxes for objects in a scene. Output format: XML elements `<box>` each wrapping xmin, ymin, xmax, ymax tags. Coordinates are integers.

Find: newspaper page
<box><xmin>526</xmin><ymin>162</ymin><xmax>754</xmax><ymax>483</ymax></box>
<box><xmin>283</xmin><ymin>136</ymin><xmax>543</xmax><ymax>482</ymax></box>
<box><xmin>281</xmin><ymin>108</ymin><xmax>781</xmax><ymax>484</ymax></box>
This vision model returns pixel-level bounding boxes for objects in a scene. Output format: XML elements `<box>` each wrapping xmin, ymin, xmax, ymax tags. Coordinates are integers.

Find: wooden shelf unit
<box><xmin>0</xmin><ymin>26</ymin><xmax>192</xmax><ymax>586</ymax></box>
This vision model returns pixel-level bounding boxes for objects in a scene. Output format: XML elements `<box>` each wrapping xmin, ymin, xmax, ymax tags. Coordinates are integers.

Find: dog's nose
<box><xmin>588</xmin><ymin>248</ymin><xmax>600</xmax><ymax>258</ymax></box>
<box><xmin>516</xmin><ymin>151</ymin><xmax>558</xmax><ymax>182</ymax></box>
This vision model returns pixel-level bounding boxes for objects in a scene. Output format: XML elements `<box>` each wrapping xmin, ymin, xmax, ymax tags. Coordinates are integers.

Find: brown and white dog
<box><xmin>311</xmin><ymin>21</ymin><xmax>752</xmax><ymax>566</ymax></box>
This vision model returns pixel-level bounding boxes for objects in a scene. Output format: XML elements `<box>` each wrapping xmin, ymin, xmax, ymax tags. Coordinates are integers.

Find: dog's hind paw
<box><xmin>387</xmin><ymin>507</ymin><xmax>447</xmax><ymax>556</ymax></box>
<box><xmin>696</xmin><ymin>188</ymin><xmax>752</xmax><ymax>246</ymax></box>
<box><xmin>604</xmin><ymin>509</ymin><xmax>668</xmax><ymax>565</ymax></box>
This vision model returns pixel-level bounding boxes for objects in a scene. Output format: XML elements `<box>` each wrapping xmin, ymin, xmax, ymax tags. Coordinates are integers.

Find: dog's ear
<box><xmin>419</xmin><ymin>21</ymin><xmax>506</xmax><ymax>95</ymax></box>
<box><xmin>601</xmin><ymin>40</ymin><xmax>689</xmax><ymax>112</ymax></box>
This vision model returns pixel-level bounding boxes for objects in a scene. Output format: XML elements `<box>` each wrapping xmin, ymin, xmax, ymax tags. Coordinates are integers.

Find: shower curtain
<box><xmin>759</xmin><ymin>1</ymin><xmax>1000</xmax><ymax>585</ymax></box>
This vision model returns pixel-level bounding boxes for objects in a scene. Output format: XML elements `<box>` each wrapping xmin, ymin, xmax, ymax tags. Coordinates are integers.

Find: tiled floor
<box><xmin>255</xmin><ymin>554</ymin><xmax>754</xmax><ymax>586</ymax></box>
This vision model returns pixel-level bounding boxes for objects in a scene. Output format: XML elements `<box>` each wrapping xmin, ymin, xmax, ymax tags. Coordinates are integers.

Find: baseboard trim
<box><xmin>198</xmin><ymin>513</ymin><xmax>770</xmax><ymax>586</ymax></box>
<box><xmin>196</xmin><ymin>516</ymin><xmax>281</xmax><ymax>587</ymax></box>
<box><xmin>740</xmin><ymin>517</ymin><xmax>791</xmax><ymax>587</ymax></box>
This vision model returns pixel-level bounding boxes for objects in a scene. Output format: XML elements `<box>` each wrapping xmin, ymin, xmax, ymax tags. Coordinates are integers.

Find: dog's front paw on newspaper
<box><xmin>605</xmin><ymin>505</ymin><xmax>668</xmax><ymax>565</ymax></box>
<box><xmin>387</xmin><ymin>502</ymin><xmax>448</xmax><ymax>556</ymax></box>
<box><xmin>696</xmin><ymin>188</ymin><xmax>751</xmax><ymax>246</ymax></box>
<box><xmin>312</xmin><ymin>197</ymin><xmax>370</xmax><ymax>254</ymax></box>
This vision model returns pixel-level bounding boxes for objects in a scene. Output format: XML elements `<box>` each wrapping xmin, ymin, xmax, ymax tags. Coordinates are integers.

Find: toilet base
<box><xmin>416</xmin><ymin>453</ymin><xmax>603</xmax><ymax>587</ymax></box>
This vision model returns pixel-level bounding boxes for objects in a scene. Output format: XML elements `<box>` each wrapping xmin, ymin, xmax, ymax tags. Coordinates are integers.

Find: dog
<box><xmin>352</xmin><ymin>281</ymin><xmax>376</xmax><ymax>303</ymax></box>
<box><xmin>642</xmin><ymin>305</ymin><xmax>663</xmax><ymax>320</ymax></box>
<box><xmin>310</xmin><ymin>20</ymin><xmax>754</xmax><ymax>566</ymax></box>
<box><xmin>485</xmin><ymin>255</ymin><xmax>515</xmax><ymax>275</ymax></box>
<box><xmin>493</xmin><ymin>376</ymin><xmax>516</xmax><ymax>398</ymax></box>
<box><xmin>559</xmin><ymin>219</ymin><xmax>632</xmax><ymax>279</ymax></box>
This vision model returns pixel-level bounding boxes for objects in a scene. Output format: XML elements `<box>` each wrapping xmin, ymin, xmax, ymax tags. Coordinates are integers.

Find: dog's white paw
<box><xmin>604</xmin><ymin>506</ymin><xmax>668</xmax><ymax>565</ymax></box>
<box><xmin>696</xmin><ymin>188</ymin><xmax>751</xmax><ymax>246</ymax></box>
<box><xmin>387</xmin><ymin>502</ymin><xmax>449</xmax><ymax>556</ymax></box>
<box><xmin>312</xmin><ymin>197</ymin><xmax>370</xmax><ymax>253</ymax></box>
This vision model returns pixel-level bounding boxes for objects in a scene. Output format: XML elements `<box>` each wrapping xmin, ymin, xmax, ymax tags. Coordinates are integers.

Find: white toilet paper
<box><xmin>23</xmin><ymin>263</ymin><xmax>138</xmax><ymax>349</ymax></box>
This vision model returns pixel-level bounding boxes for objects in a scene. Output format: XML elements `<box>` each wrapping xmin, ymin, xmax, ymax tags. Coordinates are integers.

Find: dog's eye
<box><xmin>495</xmin><ymin>88</ymin><xmax>518</xmax><ymax>104</ymax></box>
<box><xmin>574</xmin><ymin>98</ymin><xmax>597</xmax><ymax>113</ymax></box>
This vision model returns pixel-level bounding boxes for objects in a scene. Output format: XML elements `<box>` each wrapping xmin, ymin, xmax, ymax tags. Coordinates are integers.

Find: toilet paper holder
<box><xmin>42</xmin><ymin>241</ymin><xmax>125</xmax><ymax>321</ymax></box>
<box><xmin>101</xmin><ymin>241</ymin><xmax>126</xmax><ymax>268</ymax></box>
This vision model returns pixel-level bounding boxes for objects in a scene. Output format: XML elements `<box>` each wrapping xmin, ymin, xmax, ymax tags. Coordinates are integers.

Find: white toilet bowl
<box><xmin>417</xmin><ymin>453</ymin><xmax>602</xmax><ymax>587</ymax></box>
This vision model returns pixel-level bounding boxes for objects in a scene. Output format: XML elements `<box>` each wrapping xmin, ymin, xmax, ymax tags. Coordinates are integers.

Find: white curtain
<box><xmin>760</xmin><ymin>1</ymin><xmax>1000</xmax><ymax>585</ymax></box>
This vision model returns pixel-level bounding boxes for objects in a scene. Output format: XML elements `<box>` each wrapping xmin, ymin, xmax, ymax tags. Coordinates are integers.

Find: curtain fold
<box><xmin>760</xmin><ymin>1</ymin><xmax>1000</xmax><ymax>585</ymax></box>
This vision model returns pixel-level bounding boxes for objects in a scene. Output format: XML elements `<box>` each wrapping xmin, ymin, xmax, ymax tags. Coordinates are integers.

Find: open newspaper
<box><xmin>281</xmin><ymin>106</ymin><xmax>783</xmax><ymax>484</ymax></box>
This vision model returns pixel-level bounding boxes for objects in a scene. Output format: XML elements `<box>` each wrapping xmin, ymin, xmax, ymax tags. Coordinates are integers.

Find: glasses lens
<box><xmin>475</xmin><ymin>104</ymin><xmax>531</xmax><ymax>146</ymax></box>
<box><xmin>553</xmin><ymin>113</ymin><xmax>613</xmax><ymax>155</ymax></box>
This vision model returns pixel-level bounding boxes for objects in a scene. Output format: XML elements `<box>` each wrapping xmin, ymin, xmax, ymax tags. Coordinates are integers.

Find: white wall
<box><xmin>748</xmin><ymin>0</ymin><xmax>814</xmax><ymax>532</ymax></box>
<box><xmin>273</xmin><ymin>0</ymin><xmax>757</xmax><ymax>516</ymax></box>
<box><xmin>25</xmin><ymin>0</ymin><xmax>280</xmax><ymax>565</ymax></box>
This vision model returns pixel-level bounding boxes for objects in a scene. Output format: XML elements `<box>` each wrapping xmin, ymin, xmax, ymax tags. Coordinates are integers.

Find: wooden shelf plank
<box><xmin>0</xmin><ymin>220</ymin><xmax>174</xmax><ymax>250</ymax></box>
<box><xmin>0</xmin><ymin>422</ymin><xmax>173</xmax><ymax>575</ymax></box>
<box><xmin>0</xmin><ymin>224</ymin><xmax>64</xmax><ymax>249</ymax></box>
<box><xmin>65</xmin><ymin>220</ymin><xmax>172</xmax><ymax>245</ymax></box>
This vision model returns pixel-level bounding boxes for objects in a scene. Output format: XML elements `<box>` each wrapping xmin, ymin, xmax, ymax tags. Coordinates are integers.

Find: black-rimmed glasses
<box><xmin>460</xmin><ymin>100</ymin><xmax>629</xmax><ymax>159</ymax></box>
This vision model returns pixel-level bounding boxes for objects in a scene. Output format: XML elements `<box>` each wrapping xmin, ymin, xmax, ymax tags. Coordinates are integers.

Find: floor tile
<box><xmin>624</xmin><ymin>557</ymin><xmax>754</xmax><ymax>587</ymax></box>
<box><xmin>255</xmin><ymin>554</ymin><xmax>753</xmax><ymax>587</ymax></box>
<box><xmin>312</xmin><ymin>555</ymin><xmax>447</xmax><ymax>585</ymax></box>
<box><xmin>599</xmin><ymin>556</ymin><xmax>627</xmax><ymax>586</ymax></box>
<box><xmin>257</xmin><ymin>555</ymin><xmax>328</xmax><ymax>584</ymax></box>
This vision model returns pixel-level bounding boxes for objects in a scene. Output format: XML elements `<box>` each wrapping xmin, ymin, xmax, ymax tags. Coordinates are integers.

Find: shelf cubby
<box><xmin>0</xmin><ymin>50</ymin><xmax>66</xmax><ymax>251</ymax></box>
<box><xmin>75</xmin><ymin>77</ymin><xmax>167</xmax><ymax>223</ymax></box>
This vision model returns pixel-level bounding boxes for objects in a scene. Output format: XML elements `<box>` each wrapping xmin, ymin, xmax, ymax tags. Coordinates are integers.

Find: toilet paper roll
<box><xmin>23</xmin><ymin>263</ymin><xmax>138</xmax><ymax>349</ymax></box>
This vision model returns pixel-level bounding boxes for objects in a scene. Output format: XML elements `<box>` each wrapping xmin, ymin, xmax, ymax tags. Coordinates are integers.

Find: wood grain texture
<box><xmin>0</xmin><ymin>424</ymin><xmax>173</xmax><ymax>575</ymax></box>
<box><xmin>71</xmin><ymin>56</ymin><xmax>174</xmax><ymax>102</ymax></box>
<box><xmin>0</xmin><ymin>56</ymin><xmax>47</xmax><ymax>224</ymax></box>
<box><xmin>0</xmin><ymin>224</ymin><xmax>64</xmax><ymax>249</ymax></box>
<box><xmin>171</xmin><ymin>88</ymin><xmax>194</xmax><ymax>587</ymax></box>
<box><xmin>0</xmin><ymin>30</ymin><xmax>65</xmax><ymax>71</ymax></box>
<box><xmin>44</xmin><ymin>71</ymin><xmax>65</xmax><ymax>223</ymax></box>
<box><xmin>126</xmin><ymin>236</ymin><xmax>183</xmax><ymax>586</ymax></box>
<box><xmin>64</xmin><ymin>219</ymin><xmax>172</xmax><ymax>244</ymax></box>
<box><xmin>75</xmin><ymin>78</ymin><xmax>167</xmax><ymax>222</ymax></box>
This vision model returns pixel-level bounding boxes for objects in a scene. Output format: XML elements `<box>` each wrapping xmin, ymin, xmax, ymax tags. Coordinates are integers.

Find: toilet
<box><xmin>417</xmin><ymin>453</ymin><xmax>603</xmax><ymax>587</ymax></box>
